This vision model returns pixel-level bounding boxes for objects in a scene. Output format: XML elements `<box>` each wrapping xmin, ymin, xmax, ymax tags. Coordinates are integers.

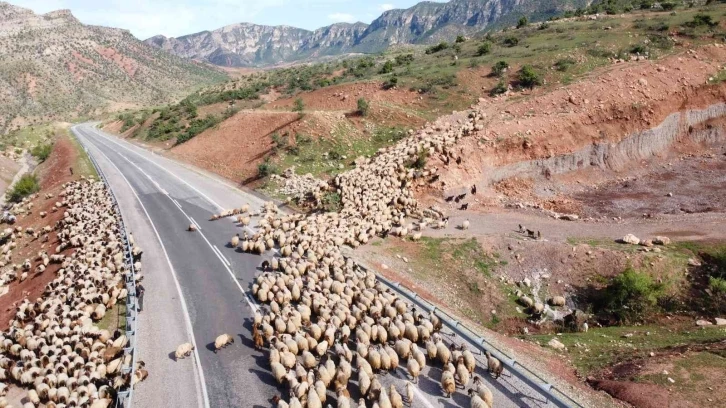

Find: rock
<box><xmin>622</xmin><ymin>333</ymin><xmax>633</xmax><ymax>338</ymax></box>
<box><xmin>640</xmin><ymin>239</ymin><xmax>654</xmax><ymax>247</ymax></box>
<box><xmin>688</xmin><ymin>258</ymin><xmax>702</xmax><ymax>267</ymax></box>
<box><xmin>696</xmin><ymin>319</ymin><xmax>713</xmax><ymax>326</ymax></box>
<box><xmin>522</xmin><ymin>277</ymin><xmax>531</xmax><ymax>288</ymax></box>
<box><xmin>559</xmin><ymin>214</ymin><xmax>579</xmax><ymax>221</ymax></box>
<box><xmin>638</xmin><ymin>78</ymin><xmax>648</xmax><ymax>87</ymax></box>
<box><xmin>649</xmin><ymin>352</ymin><xmax>655</xmax><ymax>357</ymax></box>
<box><xmin>715</xmin><ymin>318</ymin><xmax>726</xmax><ymax>326</ymax></box>
<box><xmin>381</xmin><ymin>264</ymin><xmax>389</xmax><ymax>270</ymax></box>
<box><xmin>666</xmin><ymin>192</ymin><xmax>673</xmax><ymax>197</ymax></box>
<box><xmin>653</xmin><ymin>236</ymin><xmax>670</xmax><ymax>245</ymax></box>
<box><xmin>667</xmin><ymin>377</ymin><xmax>675</xmax><ymax>384</ymax></box>
<box><xmin>620</xmin><ymin>234</ymin><xmax>640</xmax><ymax>245</ymax></box>
<box><xmin>547</xmin><ymin>338</ymin><xmax>566</xmax><ymax>351</ymax></box>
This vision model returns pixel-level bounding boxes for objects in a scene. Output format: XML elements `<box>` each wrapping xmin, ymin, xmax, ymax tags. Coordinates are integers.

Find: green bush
<box><xmin>684</xmin><ymin>13</ymin><xmax>718</xmax><ymax>28</ymax></box>
<box><xmin>489</xmin><ymin>81</ymin><xmax>508</xmax><ymax>96</ymax></box>
<box><xmin>357</xmin><ymin>98</ymin><xmax>370</xmax><ymax>116</ymax></box>
<box><xmin>518</xmin><ymin>65</ymin><xmax>542</xmax><ymax>88</ymax></box>
<box><xmin>379</xmin><ymin>60</ymin><xmax>394</xmax><ymax>74</ymax></box>
<box><xmin>382</xmin><ymin>75</ymin><xmax>399</xmax><ymax>90</ymax></box>
<box><xmin>409</xmin><ymin>150</ymin><xmax>429</xmax><ymax>169</ymax></box>
<box><xmin>491</xmin><ymin>60</ymin><xmax>510</xmax><ymax>77</ymax></box>
<box><xmin>554</xmin><ymin>57</ymin><xmax>577</xmax><ymax>72</ymax></box>
<box><xmin>661</xmin><ymin>1</ymin><xmax>676</xmax><ymax>11</ymax></box>
<box><xmin>476</xmin><ymin>42</ymin><xmax>492</xmax><ymax>56</ymax></box>
<box><xmin>176</xmin><ymin>115</ymin><xmax>220</xmax><ymax>145</ymax></box>
<box><xmin>596</xmin><ymin>267</ymin><xmax>664</xmax><ymax>323</ymax></box>
<box><xmin>630</xmin><ymin>44</ymin><xmax>648</xmax><ymax>54</ymax></box>
<box><xmin>455</xmin><ymin>35</ymin><xmax>466</xmax><ymax>43</ymax></box>
<box><xmin>8</xmin><ymin>174</ymin><xmax>40</xmax><ymax>203</ymax></box>
<box><xmin>271</xmin><ymin>132</ymin><xmax>288</xmax><ymax>150</ymax></box>
<box><xmin>31</xmin><ymin>143</ymin><xmax>53</xmax><ymax>162</ymax></box>
<box><xmin>425</xmin><ymin>42</ymin><xmax>449</xmax><ymax>54</ymax></box>
<box><xmin>395</xmin><ymin>54</ymin><xmax>414</xmax><ymax>66</ymax></box>
<box><xmin>257</xmin><ymin>160</ymin><xmax>279</xmax><ymax>178</ymax></box>
<box><xmin>517</xmin><ymin>16</ymin><xmax>529</xmax><ymax>28</ymax></box>
<box><xmin>322</xmin><ymin>192</ymin><xmax>342</xmax><ymax>212</ymax></box>
<box><xmin>296</xmin><ymin>133</ymin><xmax>312</xmax><ymax>145</ymax></box>
<box><xmin>503</xmin><ymin>36</ymin><xmax>519</xmax><ymax>47</ymax></box>
<box><xmin>293</xmin><ymin>98</ymin><xmax>305</xmax><ymax>112</ymax></box>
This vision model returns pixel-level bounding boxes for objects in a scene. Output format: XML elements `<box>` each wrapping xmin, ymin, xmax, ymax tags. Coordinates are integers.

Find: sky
<box><xmin>15</xmin><ymin>0</ymin><xmax>445</xmax><ymax>40</ymax></box>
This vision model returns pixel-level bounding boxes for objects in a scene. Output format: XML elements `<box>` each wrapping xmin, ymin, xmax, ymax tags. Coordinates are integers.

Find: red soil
<box><xmin>169</xmin><ymin>110</ymin><xmax>301</xmax><ymax>182</ymax></box>
<box><xmin>0</xmin><ymin>135</ymin><xmax>82</xmax><ymax>330</ymax></box>
<box><xmin>96</xmin><ymin>46</ymin><xmax>138</xmax><ymax>77</ymax></box>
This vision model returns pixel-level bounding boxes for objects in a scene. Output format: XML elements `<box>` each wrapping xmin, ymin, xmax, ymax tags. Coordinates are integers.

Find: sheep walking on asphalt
<box><xmin>175</xmin><ymin>343</ymin><xmax>195</xmax><ymax>360</ymax></box>
<box><xmin>214</xmin><ymin>334</ymin><xmax>235</xmax><ymax>352</ymax></box>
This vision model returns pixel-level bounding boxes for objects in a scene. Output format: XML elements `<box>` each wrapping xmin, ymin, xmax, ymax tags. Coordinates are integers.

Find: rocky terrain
<box><xmin>0</xmin><ymin>2</ymin><xmax>225</xmax><ymax>134</ymax></box>
<box><xmin>145</xmin><ymin>0</ymin><xmax>591</xmax><ymax>67</ymax></box>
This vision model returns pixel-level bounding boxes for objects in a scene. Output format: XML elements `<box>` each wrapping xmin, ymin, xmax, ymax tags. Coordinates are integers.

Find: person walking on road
<box><xmin>136</xmin><ymin>284</ymin><xmax>145</xmax><ymax>312</ymax></box>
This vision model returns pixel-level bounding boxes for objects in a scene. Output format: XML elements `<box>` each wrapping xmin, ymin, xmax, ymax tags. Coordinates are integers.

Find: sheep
<box><xmin>406</xmin><ymin>358</ymin><xmax>420</xmax><ymax>384</ymax></box>
<box><xmin>549</xmin><ymin>296</ymin><xmax>566</xmax><ymax>307</ymax></box>
<box><xmin>214</xmin><ymin>334</ymin><xmax>234</xmax><ymax>352</ymax></box>
<box><xmin>468</xmin><ymin>388</ymin><xmax>489</xmax><ymax>408</ymax></box>
<box><xmin>230</xmin><ymin>234</ymin><xmax>240</xmax><ymax>247</ymax></box>
<box><xmin>188</xmin><ymin>224</ymin><xmax>197</xmax><ymax>232</ymax></box>
<box><xmin>175</xmin><ymin>343</ymin><xmax>194</xmax><ymax>360</ymax></box>
<box><xmin>441</xmin><ymin>368</ymin><xmax>456</xmax><ymax>398</ymax></box>
<box><xmin>472</xmin><ymin>376</ymin><xmax>494</xmax><ymax>407</ymax></box>
<box><xmin>389</xmin><ymin>385</ymin><xmax>403</xmax><ymax>408</ymax></box>
<box><xmin>460</xmin><ymin>220</ymin><xmax>470</xmax><ymax>230</ymax></box>
<box><xmin>405</xmin><ymin>381</ymin><xmax>414</xmax><ymax>405</ymax></box>
<box><xmin>485</xmin><ymin>351</ymin><xmax>503</xmax><ymax>379</ymax></box>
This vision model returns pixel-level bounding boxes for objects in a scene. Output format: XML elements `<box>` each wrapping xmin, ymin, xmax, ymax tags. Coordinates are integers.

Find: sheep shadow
<box><xmin>168</xmin><ymin>351</ymin><xmax>177</xmax><ymax>362</ymax></box>
<box><xmin>248</xmin><ymin>368</ymin><xmax>283</xmax><ymax>390</ymax></box>
<box><xmin>205</xmin><ymin>342</ymin><xmax>218</xmax><ymax>353</ymax></box>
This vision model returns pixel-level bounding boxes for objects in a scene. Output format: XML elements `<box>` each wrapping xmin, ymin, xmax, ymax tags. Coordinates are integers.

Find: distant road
<box><xmin>72</xmin><ymin>123</ymin><xmax>568</xmax><ymax>408</ymax></box>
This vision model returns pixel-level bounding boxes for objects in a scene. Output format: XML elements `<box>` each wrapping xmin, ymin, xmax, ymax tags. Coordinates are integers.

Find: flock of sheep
<box><xmin>208</xmin><ymin>108</ymin><xmax>504</xmax><ymax>407</ymax></box>
<box><xmin>0</xmin><ymin>179</ymin><xmax>145</xmax><ymax>408</ymax></box>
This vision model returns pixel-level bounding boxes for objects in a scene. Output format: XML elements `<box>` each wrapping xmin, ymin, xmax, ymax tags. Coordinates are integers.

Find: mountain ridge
<box><xmin>146</xmin><ymin>0</ymin><xmax>592</xmax><ymax>67</ymax></box>
<box><xmin>0</xmin><ymin>1</ymin><xmax>225</xmax><ymax>134</ymax></box>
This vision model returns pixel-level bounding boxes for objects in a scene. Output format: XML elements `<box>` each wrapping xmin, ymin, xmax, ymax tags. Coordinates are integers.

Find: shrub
<box><xmin>322</xmin><ymin>192</ymin><xmax>342</xmax><ymax>212</ymax></box>
<box><xmin>8</xmin><ymin>174</ymin><xmax>39</xmax><ymax>203</ymax></box>
<box><xmin>271</xmin><ymin>132</ymin><xmax>288</xmax><ymax>150</ymax></box>
<box><xmin>489</xmin><ymin>81</ymin><xmax>508</xmax><ymax>96</ymax></box>
<box><xmin>596</xmin><ymin>267</ymin><xmax>664</xmax><ymax>323</ymax></box>
<box><xmin>425</xmin><ymin>42</ymin><xmax>449</xmax><ymax>54</ymax></box>
<box><xmin>372</xmin><ymin>127</ymin><xmax>407</xmax><ymax>144</ymax></box>
<box><xmin>257</xmin><ymin>160</ymin><xmax>279</xmax><ymax>178</ymax></box>
<box><xmin>684</xmin><ymin>13</ymin><xmax>718</xmax><ymax>28</ymax></box>
<box><xmin>296</xmin><ymin>133</ymin><xmax>312</xmax><ymax>145</ymax></box>
<box><xmin>357</xmin><ymin>98</ymin><xmax>370</xmax><ymax>116</ymax></box>
<box><xmin>630</xmin><ymin>44</ymin><xmax>648</xmax><ymax>54</ymax></box>
<box><xmin>491</xmin><ymin>60</ymin><xmax>510</xmax><ymax>77</ymax></box>
<box><xmin>455</xmin><ymin>35</ymin><xmax>465</xmax><ymax>43</ymax></box>
<box><xmin>503</xmin><ymin>36</ymin><xmax>519</xmax><ymax>47</ymax></box>
<box><xmin>382</xmin><ymin>75</ymin><xmax>398</xmax><ymax>90</ymax></box>
<box><xmin>379</xmin><ymin>60</ymin><xmax>394</xmax><ymax>74</ymax></box>
<box><xmin>395</xmin><ymin>54</ymin><xmax>414</xmax><ymax>66</ymax></box>
<box><xmin>517</xmin><ymin>16</ymin><xmax>528</xmax><ymax>28</ymax></box>
<box><xmin>661</xmin><ymin>1</ymin><xmax>676</xmax><ymax>11</ymax></box>
<box><xmin>293</xmin><ymin>98</ymin><xmax>305</xmax><ymax>112</ymax></box>
<box><xmin>176</xmin><ymin>114</ymin><xmax>220</xmax><ymax>145</ymax></box>
<box><xmin>554</xmin><ymin>57</ymin><xmax>576</xmax><ymax>72</ymax></box>
<box><xmin>31</xmin><ymin>143</ymin><xmax>53</xmax><ymax>162</ymax></box>
<box><xmin>409</xmin><ymin>150</ymin><xmax>429</xmax><ymax>169</ymax></box>
<box><xmin>518</xmin><ymin>65</ymin><xmax>542</xmax><ymax>88</ymax></box>
<box><xmin>476</xmin><ymin>42</ymin><xmax>492</xmax><ymax>56</ymax></box>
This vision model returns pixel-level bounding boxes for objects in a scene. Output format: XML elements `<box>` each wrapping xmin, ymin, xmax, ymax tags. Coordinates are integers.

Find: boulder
<box><xmin>620</xmin><ymin>234</ymin><xmax>640</xmax><ymax>245</ymax></box>
<box><xmin>653</xmin><ymin>236</ymin><xmax>671</xmax><ymax>245</ymax></box>
<box><xmin>547</xmin><ymin>338</ymin><xmax>566</xmax><ymax>351</ymax></box>
<box><xmin>696</xmin><ymin>319</ymin><xmax>713</xmax><ymax>326</ymax></box>
<box><xmin>715</xmin><ymin>318</ymin><xmax>726</xmax><ymax>326</ymax></box>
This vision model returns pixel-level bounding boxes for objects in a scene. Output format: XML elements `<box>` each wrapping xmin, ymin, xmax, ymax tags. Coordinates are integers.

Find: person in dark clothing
<box><xmin>136</xmin><ymin>284</ymin><xmax>145</xmax><ymax>312</ymax></box>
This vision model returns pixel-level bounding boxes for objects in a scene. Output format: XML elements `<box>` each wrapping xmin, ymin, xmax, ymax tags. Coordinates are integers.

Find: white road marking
<box><xmin>213</xmin><ymin>245</ymin><xmax>231</xmax><ymax>267</ymax></box>
<box><xmin>83</xmin><ymin>129</ymin><xmax>260</xmax><ymax>313</ymax></box>
<box><xmin>89</xmin><ymin>129</ymin><xmax>226</xmax><ymax>211</ymax></box>
<box><xmin>76</xmin><ymin>131</ymin><xmax>211</xmax><ymax>408</ymax></box>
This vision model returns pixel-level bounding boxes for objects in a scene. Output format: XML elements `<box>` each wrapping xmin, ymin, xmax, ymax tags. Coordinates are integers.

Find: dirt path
<box><xmin>425</xmin><ymin>207</ymin><xmax>726</xmax><ymax>244</ymax></box>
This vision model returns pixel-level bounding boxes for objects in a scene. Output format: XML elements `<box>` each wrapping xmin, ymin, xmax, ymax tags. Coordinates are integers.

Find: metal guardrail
<box><xmin>74</xmin><ymin>129</ymin><xmax>139</xmax><ymax>408</ymax></box>
<box><xmin>356</xmin><ymin>262</ymin><xmax>584</xmax><ymax>408</ymax></box>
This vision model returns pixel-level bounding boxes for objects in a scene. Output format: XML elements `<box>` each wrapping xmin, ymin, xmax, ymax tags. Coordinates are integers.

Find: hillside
<box><xmin>0</xmin><ymin>2</ymin><xmax>226</xmax><ymax>134</ymax></box>
<box><xmin>146</xmin><ymin>0</ymin><xmax>591</xmax><ymax>67</ymax></box>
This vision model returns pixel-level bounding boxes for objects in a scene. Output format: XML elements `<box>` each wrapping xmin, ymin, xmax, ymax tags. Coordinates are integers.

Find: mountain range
<box><xmin>0</xmin><ymin>2</ymin><xmax>225</xmax><ymax>134</ymax></box>
<box><xmin>146</xmin><ymin>0</ymin><xmax>592</xmax><ymax>67</ymax></box>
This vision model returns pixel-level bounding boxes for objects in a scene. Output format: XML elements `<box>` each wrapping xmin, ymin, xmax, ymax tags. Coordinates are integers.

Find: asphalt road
<box><xmin>71</xmin><ymin>124</ymin><xmax>569</xmax><ymax>408</ymax></box>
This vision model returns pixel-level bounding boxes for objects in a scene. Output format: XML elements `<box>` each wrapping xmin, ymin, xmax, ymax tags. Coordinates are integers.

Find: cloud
<box><xmin>327</xmin><ymin>12</ymin><xmax>355</xmax><ymax>23</ymax></box>
<box><xmin>379</xmin><ymin>3</ymin><xmax>395</xmax><ymax>11</ymax></box>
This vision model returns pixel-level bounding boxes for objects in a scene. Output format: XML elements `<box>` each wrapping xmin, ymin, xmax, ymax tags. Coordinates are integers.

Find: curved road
<box><xmin>71</xmin><ymin>124</ymin><xmax>571</xmax><ymax>408</ymax></box>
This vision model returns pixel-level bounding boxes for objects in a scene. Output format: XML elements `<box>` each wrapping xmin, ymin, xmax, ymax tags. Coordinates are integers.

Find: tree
<box><xmin>455</xmin><ymin>35</ymin><xmax>465</xmax><ymax>43</ymax></box>
<box><xmin>357</xmin><ymin>98</ymin><xmax>370</xmax><ymax>116</ymax></box>
<box><xmin>477</xmin><ymin>42</ymin><xmax>492</xmax><ymax>56</ymax></box>
<box><xmin>491</xmin><ymin>60</ymin><xmax>509</xmax><ymax>77</ymax></box>
<box><xmin>489</xmin><ymin>81</ymin><xmax>508</xmax><ymax>96</ymax></box>
<box><xmin>518</xmin><ymin>65</ymin><xmax>542</xmax><ymax>88</ymax></box>
<box><xmin>293</xmin><ymin>98</ymin><xmax>304</xmax><ymax>112</ymax></box>
<box><xmin>517</xmin><ymin>16</ymin><xmax>529</xmax><ymax>28</ymax></box>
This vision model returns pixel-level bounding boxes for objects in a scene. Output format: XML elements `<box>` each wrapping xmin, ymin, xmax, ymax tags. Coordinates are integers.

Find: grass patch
<box><xmin>67</xmin><ymin>130</ymin><xmax>98</xmax><ymax>179</ymax></box>
<box><xmin>98</xmin><ymin>302</ymin><xmax>127</xmax><ymax>332</ymax></box>
<box><xmin>527</xmin><ymin>323</ymin><xmax>726</xmax><ymax>376</ymax></box>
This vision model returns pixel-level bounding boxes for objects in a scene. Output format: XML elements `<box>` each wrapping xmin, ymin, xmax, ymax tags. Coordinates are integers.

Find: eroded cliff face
<box><xmin>145</xmin><ymin>0</ymin><xmax>591</xmax><ymax>66</ymax></box>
